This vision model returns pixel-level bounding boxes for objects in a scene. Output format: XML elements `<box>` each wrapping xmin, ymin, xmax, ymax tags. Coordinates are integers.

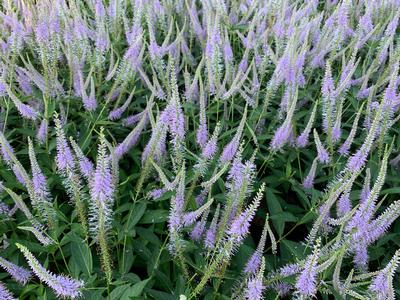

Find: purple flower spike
<box><xmin>0</xmin><ymin>282</ymin><xmax>16</xmax><ymax>300</ymax></box>
<box><xmin>17</xmin><ymin>243</ymin><xmax>83</xmax><ymax>299</ymax></box>
<box><xmin>303</xmin><ymin>159</ymin><xmax>318</xmax><ymax>189</ymax></box>
<box><xmin>0</xmin><ymin>256</ymin><xmax>31</xmax><ymax>285</ymax></box>
<box><xmin>245</xmin><ymin>277</ymin><xmax>264</xmax><ymax>300</ymax></box>
<box><xmin>295</xmin><ymin>241</ymin><xmax>320</xmax><ymax>297</ymax></box>
<box><xmin>55</xmin><ymin>116</ymin><xmax>75</xmax><ymax>172</ymax></box>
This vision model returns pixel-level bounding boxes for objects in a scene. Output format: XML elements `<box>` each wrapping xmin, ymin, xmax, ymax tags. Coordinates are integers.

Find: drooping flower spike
<box><xmin>16</xmin><ymin>243</ymin><xmax>83</xmax><ymax>299</ymax></box>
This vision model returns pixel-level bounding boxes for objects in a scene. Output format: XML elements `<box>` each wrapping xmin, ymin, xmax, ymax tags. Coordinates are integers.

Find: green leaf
<box><xmin>266</xmin><ymin>189</ymin><xmax>284</xmax><ymax>236</ymax></box>
<box><xmin>125</xmin><ymin>202</ymin><xmax>147</xmax><ymax>231</ymax></box>
<box><xmin>269</xmin><ymin>212</ymin><xmax>298</xmax><ymax>223</ymax></box>
<box><xmin>138</xmin><ymin>210</ymin><xmax>169</xmax><ymax>224</ymax></box>
<box><xmin>121</xmin><ymin>278</ymin><xmax>151</xmax><ymax>299</ymax></box>
<box><xmin>69</xmin><ymin>233</ymin><xmax>93</xmax><ymax>276</ymax></box>
<box><xmin>110</xmin><ymin>285</ymin><xmax>130</xmax><ymax>300</ymax></box>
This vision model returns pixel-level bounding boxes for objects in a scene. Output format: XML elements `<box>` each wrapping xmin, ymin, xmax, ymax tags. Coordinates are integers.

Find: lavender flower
<box><xmin>148</xmin><ymin>188</ymin><xmax>167</xmax><ymax>200</ymax></box>
<box><xmin>227</xmin><ymin>184</ymin><xmax>264</xmax><ymax>245</ymax></box>
<box><xmin>0</xmin><ymin>256</ymin><xmax>31</xmax><ymax>285</ymax></box>
<box><xmin>244</xmin><ymin>257</ymin><xmax>266</xmax><ymax>300</ymax></box>
<box><xmin>189</xmin><ymin>208</ymin><xmax>209</xmax><ymax>241</ymax></box>
<box><xmin>202</xmin><ymin>123</ymin><xmax>220</xmax><ymax>160</ymax></box>
<box><xmin>81</xmin><ymin>76</ymin><xmax>97</xmax><ymax>111</ymax></box>
<box><xmin>220</xmin><ymin>107</ymin><xmax>247</xmax><ymax>163</ymax></box>
<box><xmin>303</xmin><ymin>158</ymin><xmax>318</xmax><ymax>189</ymax></box>
<box><xmin>314</xmin><ymin>130</ymin><xmax>329</xmax><ymax>164</ymax></box>
<box><xmin>36</xmin><ymin>119</ymin><xmax>48</xmax><ymax>144</ymax></box>
<box><xmin>204</xmin><ymin>204</ymin><xmax>220</xmax><ymax>249</ymax></box>
<box><xmin>70</xmin><ymin>138</ymin><xmax>94</xmax><ymax>179</ymax></box>
<box><xmin>159</xmin><ymin>88</ymin><xmax>185</xmax><ymax>143</ymax></box>
<box><xmin>115</xmin><ymin>110</ymin><xmax>148</xmax><ymax>159</ymax></box>
<box><xmin>12</xmin><ymin>164</ymin><xmax>26</xmax><ymax>186</ymax></box>
<box><xmin>244</xmin><ymin>276</ymin><xmax>264</xmax><ymax>300</ymax></box>
<box><xmin>9</xmin><ymin>91</ymin><xmax>38</xmax><ymax>120</ymax></box>
<box><xmin>280</xmin><ymin>263</ymin><xmax>301</xmax><ymax>277</ymax></box>
<box><xmin>270</xmin><ymin>121</ymin><xmax>293</xmax><ymax>150</ymax></box>
<box><xmin>0</xmin><ymin>282</ymin><xmax>16</xmax><ymax>300</ymax></box>
<box><xmin>197</xmin><ymin>123</ymin><xmax>208</xmax><ymax>149</ymax></box>
<box><xmin>337</xmin><ymin>191</ymin><xmax>351</xmax><ymax>217</ymax></box>
<box><xmin>0</xmin><ymin>201</ymin><xmax>10</xmax><ymax>215</ymax></box>
<box><xmin>244</xmin><ymin>220</ymin><xmax>269</xmax><ymax>275</ymax></box>
<box><xmin>16</xmin><ymin>243</ymin><xmax>83</xmax><ymax>299</ymax></box>
<box><xmin>89</xmin><ymin>131</ymin><xmax>115</xmax><ymax>235</ymax></box>
<box><xmin>108</xmin><ymin>90</ymin><xmax>135</xmax><ymax>121</ymax></box>
<box><xmin>28</xmin><ymin>138</ymin><xmax>54</xmax><ymax>222</ymax></box>
<box><xmin>295</xmin><ymin>240</ymin><xmax>320</xmax><ymax>297</ymax></box>
<box><xmin>369</xmin><ymin>249</ymin><xmax>400</xmax><ymax>300</ymax></box>
<box><xmin>54</xmin><ymin>114</ymin><xmax>75</xmax><ymax>172</ymax></box>
<box><xmin>122</xmin><ymin>111</ymin><xmax>146</xmax><ymax>127</ymax></box>
<box><xmin>296</xmin><ymin>104</ymin><xmax>317</xmax><ymax>148</ymax></box>
<box><xmin>168</xmin><ymin>166</ymin><xmax>186</xmax><ymax>237</ymax></box>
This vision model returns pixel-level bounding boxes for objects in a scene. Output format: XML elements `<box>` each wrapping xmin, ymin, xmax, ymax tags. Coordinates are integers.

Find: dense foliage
<box><xmin>0</xmin><ymin>0</ymin><xmax>400</xmax><ymax>299</ymax></box>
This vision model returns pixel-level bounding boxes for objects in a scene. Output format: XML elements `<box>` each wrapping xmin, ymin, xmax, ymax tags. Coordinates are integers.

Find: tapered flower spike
<box><xmin>168</xmin><ymin>165</ymin><xmax>186</xmax><ymax>237</ymax></box>
<box><xmin>270</xmin><ymin>121</ymin><xmax>293</xmax><ymax>151</ymax></box>
<box><xmin>16</xmin><ymin>243</ymin><xmax>83</xmax><ymax>299</ymax></box>
<box><xmin>220</xmin><ymin>106</ymin><xmax>247</xmax><ymax>163</ymax></box>
<box><xmin>314</xmin><ymin>130</ymin><xmax>329</xmax><ymax>164</ymax></box>
<box><xmin>272</xmin><ymin>86</ymin><xmax>298</xmax><ymax>150</ymax></box>
<box><xmin>295</xmin><ymin>239</ymin><xmax>321</xmax><ymax>298</ymax></box>
<box><xmin>36</xmin><ymin>119</ymin><xmax>48</xmax><ymax>144</ymax></box>
<box><xmin>0</xmin><ymin>256</ymin><xmax>31</xmax><ymax>285</ymax></box>
<box><xmin>12</xmin><ymin>164</ymin><xmax>26</xmax><ymax>186</ymax></box>
<box><xmin>115</xmin><ymin>100</ymin><xmax>153</xmax><ymax>160</ymax></box>
<box><xmin>1</xmin><ymin>82</ymin><xmax>38</xmax><ymax>120</ymax></box>
<box><xmin>336</xmin><ymin>188</ymin><xmax>351</xmax><ymax>217</ymax></box>
<box><xmin>80</xmin><ymin>75</ymin><xmax>97</xmax><ymax>111</ymax></box>
<box><xmin>89</xmin><ymin>128</ymin><xmax>115</xmax><ymax>284</ymax></box>
<box><xmin>54</xmin><ymin>113</ymin><xmax>75</xmax><ymax>172</ymax></box>
<box><xmin>189</xmin><ymin>207</ymin><xmax>210</xmax><ymax>241</ymax></box>
<box><xmin>321</xmin><ymin>61</ymin><xmax>335</xmax><ymax>132</ymax></box>
<box><xmin>0</xmin><ymin>133</ymin><xmax>15</xmax><ymax>163</ymax></box>
<box><xmin>204</xmin><ymin>204</ymin><xmax>220</xmax><ymax>250</ymax></box>
<box><xmin>296</xmin><ymin>103</ymin><xmax>318</xmax><ymax>148</ymax></box>
<box><xmin>346</xmin><ymin>101</ymin><xmax>382</xmax><ymax>172</ymax></box>
<box><xmin>0</xmin><ymin>282</ymin><xmax>16</xmax><ymax>300</ymax></box>
<box><xmin>244</xmin><ymin>219</ymin><xmax>269</xmax><ymax>275</ymax></box>
<box><xmin>122</xmin><ymin>111</ymin><xmax>146</xmax><ymax>127</ymax></box>
<box><xmin>108</xmin><ymin>89</ymin><xmax>135</xmax><ymax>121</ymax></box>
<box><xmin>332</xmin><ymin>100</ymin><xmax>343</xmax><ymax>143</ymax></box>
<box><xmin>303</xmin><ymin>158</ymin><xmax>318</xmax><ymax>189</ymax></box>
<box><xmin>349</xmin><ymin>147</ymin><xmax>389</xmax><ymax>231</ymax></box>
<box><xmin>18</xmin><ymin>226</ymin><xmax>54</xmax><ymax>247</ymax></box>
<box><xmin>369</xmin><ymin>249</ymin><xmax>400</xmax><ymax>300</ymax></box>
<box><xmin>345</xmin><ymin>148</ymin><xmax>390</xmax><ymax>268</ymax></box>
<box><xmin>227</xmin><ymin>183</ymin><xmax>264</xmax><ymax>245</ymax></box>
<box><xmin>338</xmin><ymin>103</ymin><xmax>363</xmax><ymax>156</ymax></box>
<box><xmin>368</xmin><ymin>199</ymin><xmax>400</xmax><ymax>244</ymax></box>
<box><xmin>196</xmin><ymin>79</ymin><xmax>208</xmax><ymax>148</ymax></box>
<box><xmin>89</xmin><ymin>128</ymin><xmax>115</xmax><ymax>237</ymax></box>
<box><xmin>244</xmin><ymin>257</ymin><xmax>266</xmax><ymax>300</ymax></box>
<box><xmin>69</xmin><ymin>137</ymin><xmax>94</xmax><ymax>180</ymax></box>
<box><xmin>360</xmin><ymin>168</ymin><xmax>371</xmax><ymax>204</ymax></box>
<box><xmin>279</xmin><ymin>263</ymin><xmax>301</xmax><ymax>277</ymax></box>
<box><xmin>160</xmin><ymin>63</ymin><xmax>185</xmax><ymax>144</ymax></box>
<box><xmin>28</xmin><ymin>138</ymin><xmax>54</xmax><ymax>223</ymax></box>
<box><xmin>322</xmin><ymin>61</ymin><xmax>335</xmax><ymax>100</ymax></box>
<box><xmin>183</xmin><ymin>198</ymin><xmax>213</xmax><ymax>227</ymax></box>
<box><xmin>202</xmin><ymin>122</ymin><xmax>221</xmax><ymax>160</ymax></box>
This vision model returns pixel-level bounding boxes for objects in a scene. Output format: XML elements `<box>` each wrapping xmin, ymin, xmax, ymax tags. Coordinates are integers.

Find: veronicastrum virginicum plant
<box><xmin>0</xmin><ymin>0</ymin><xmax>399</xmax><ymax>299</ymax></box>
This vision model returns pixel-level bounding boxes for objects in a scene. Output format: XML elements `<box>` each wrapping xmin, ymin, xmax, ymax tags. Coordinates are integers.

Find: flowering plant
<box><xmin>0</xmin><ymin>0</ymin><xmax>399</xmax><ymax>299</ymax></box>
